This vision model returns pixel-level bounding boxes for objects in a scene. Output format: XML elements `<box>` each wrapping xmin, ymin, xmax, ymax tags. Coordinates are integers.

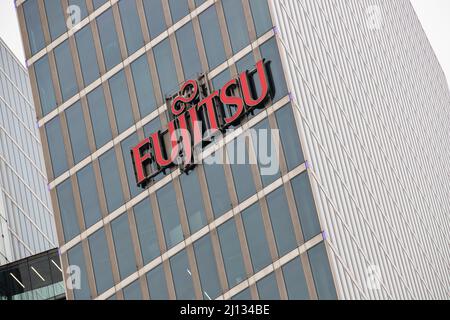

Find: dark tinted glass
<box><xmin>111</xmin><ymin>214</ymin><xmax>137</xmax><ymax>279</ymax></box>
<box><xmin>54</xmin><ymin>40</ymin><xmax>78</xmax><ymax>101</ymax></box>
<box><xmin>56</xmin><ymin>179</ymin><xmax>80</xmax><ymax>241</ymax></box>
<box><xmin>257</xmin><ymin>273</ymin><xmax>280</xmax><ymax>300</ymax></box>
<box><xmin>121</xmin><ymin>133</ymin><xmax>140</xmax><ymax>197</ymax></box>
<box><xmin>23</xmin><ymin>0</ymin><xmax>45</xmax><ymax>55</ymax></box>
<box><xmin>153</xmin><ymin>39</ymin><xmax>178</xmax><ymax>97</ymax></box>
<box><xmin>260</xmin><ymin>38</ymin><xmax>288</xmax><ymax>102</ymax></box>
<box><xmin>194</xmin><ymin>235</ymin><xmax>222</xmax><ymax>300</ymax></box>
<box><xmin>157</xmin><ymin>182</ymin><xmax>183</xmax><ymax>248</ymax></box>
<box><xmin>123</xmin><ymin>280</ymin><xmax>142</xmax><ymax>300</ymax></box>
<box><xmin>46</xmin><ymin>117</ymin><xmax>68</xmax><ymax>177</ymax></box>
<box><xmin>133</xmin><ymin>199</ymin><xmax>160</xmax><ymax>264</ymax></box>
<box><xmin>131</xmin><ymin>55</ymin><xmax>157</xmax><ymax>117</ymax></box>
<box><xmin>118</xmin><ymin>0</ymin><xmax>145</xmax><ymax>55</ymax></box>
<box><xmin>66</xmin><ymin>101</ymin><xmax>90</xmax><ymax>164</ymax></box>
<box><xmin>170</xmin><ymin>250</ymin><xmax>195</xmax><ymax>300</ymax></box>
<box><xmin>75</xmin><ymin>25</ymin><xmax>100</xmax><ymax>86</ymax></box>
<box><xmin>169</xmin><ymin>0</ymin><xmax>189</xmax><ymax>23</ymax></box>
<box><xmin>35</xmin><ymin>56</ymin><xmax>56</xmax><ymax>116</ymax></box>
<box><xmin>143</xmin><ymin>0</ymin><xmax>166</xmax><ymax>39</ymax></box>
<box><xmin>99</xmin><ymin>149</ymin><xmax>124</xmax><ymax>212</ymax></box>
<box><xmin>308</xmin><ymin>243</ymin><xmax>337</xmax><ymax>300</ymax></box>
<box><xmin>87</xmin><ymin>86</ymin><xmax>112</xmax><ymax>149</ymax></box>
<box><xmin>249</xmin><ymin>0</ymin><xmax>272</xmax><ymax>37</ymax></box>
<box><xmin>77</xmin><ymin>164</ymin><xmax>102</xmax><ymax>228</ymax></box>
<box><xmin>146</xmin><ymin>264</ymin><xmax>169</xmax><ymax>300</ymax></box>
<box><xmin>176</xmin><ymin>22</ymin><xmax>202</xmax><ymax>79</ymax></box>
<box><xmin>67</xmin><ymin>244</ymin><xmax>90</xmax><ymax>299</ymax></box>
<box><xmin>227</xmin><ymin>142</ymin><xmax>256</xmax><ymax>203</ymax></box>
<box><xmin>203</xmin><ymin>158</ymin><xmax>231</xmax><ymax>218</ymax></box>
<box><xmin>93</xmin><ymin>0</ymin><xmax>108</xmax><ymax>9</ymax></box>
<box><xmin>97</xmin><ymin>9</ymin><xmax>122</xmax><ymax>70</ymax></box>
<box><xmin>109</xmin><ymin>70</ymin><xmax>134</xmax><ymax>133</ymax></box>
<box><xmin>180</xmin><ymin>171</ymin><xmax>207</xmax><ymax>234</ymax></box>
<box><xmin>222</xmin><ymin>0</ymin><xmax>250</xmax><ymax>53</ymax></box>
<box><xmin>88</xmin><ymin>228</ymin><xmax>114</xmax><ymax>294</ymax></box>
<box><xmin>282</xmin><ymin>257</ymin><xmax>309</xmax><ymax>299</ymax></box>
<box><xmin>44</xmin><ymin>0</ymin><xmax>66</xmax><ymax>40</ymax></box>
<box><xmin>199</xmin><ymin>5</ymin><xmax>226</xmax><ymax>69</ymax></box>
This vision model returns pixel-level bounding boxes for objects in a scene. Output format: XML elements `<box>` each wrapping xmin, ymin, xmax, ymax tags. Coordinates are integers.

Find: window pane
<box><xmin>46</xmin><ymin>116</ymin><xmax>68</xmax><ymax>177</ymax></box>
<box><xmin>249</xmin><ymin>0</ymin><xmax>272</xmax><ymax>37</ymax></box>
<box><xmin>195</xmin><ymin>0</ymin><xmax>206</xmax><ymax>7</ymax></box>
<box><xmin>99</xmin><ymin>149</ymin><xmax>124</xmax><ymax>213</ymax></box>
<box><xmin>282</xmin><ymin>257</ymin><xmax>309</xmax><ymax>299</ymax></box>
<box><xmin>89</xmin><ymin>228</ymin><xmax>114</xmax><ymax>294</ymax></box>
<box><xmin>68</xmin><ymin>0</ymin><xmax>88</xmax><ymax>21</ymax></box>
<box><xmin>97</xmin><ymin>9</ymin><xmax>122</xmax><ymax>70</ymax></box>
<box><xmin>67</xmin><ymin>244</ymin><xmax>90</xmax><ymax>300</ymax></box>
<box><xmin>118</xmin><ymin>0</ymin><xmax>144</xmax><ymax>55</ymax></box>
<box><xmin>227</xmin><ymin>142</ymin><xmax>256</xmax><ymax>203</ymax></box>
<box><xmin>111</xmin><ymin>214</ymin><xmax>137</xmax><ymax>280</ymax></box>
<box><xmin>77</xmin><ymin>164</ymin><xmax>102</xmax><ymax>228</ymax></box>
<box><xmin>291</xmin><ymin>173</ymin><xmax>321</xmax><ymax>241</ymax></box>
<box><xmin>176</xmin><ymin>22</ymin><xmax>202</xmax><ymax>80</ymax></box>
<box><xmin>157</xmin><ymin>182</ymin><xmax>183</xmax><ymax>249</ymax></box>
<box><xmin>56</xmin><ymin>179</ymin><xmax>80</xmax><ymax>241</ymax></box>
<box><xmin>169</xmin><ymin>0</ymin><xmax>189</xmax><ymax>23</ymax></box>
<box><xmin>44</xmin><ymin>0</ymin><xmax>66</xmax><ymax>41</ymax></box>
<box><xmin>146</xmin><ymin>264</ymin><xmax>169</xmax><ymax>300</ymax></box>
<box><xmin>222</xmin><ymin>0</ymin><xmax>250</xmax><ymax>54</ymax></box>
<box><xmin>180</xmin><ymin>171</ymin><xmax>207</xmax><ymax>234</ymax></box>
<box><xmin>153</xmin><ymin>39</ymin><xmax>178</xmax><ymax>97</ymax></box>
<box><xmin>260</xmin><ymin>38</ymin><xmax>288</xmax><ymax>102</ymax></box>
<box><xmin>275</xmin><ymin>105</ymin><xmax>304</xmax><ymax>170</ymax></box>
<box><xmin>242</xmin><ymin>203</ymin><xmax>271</xmax><ymax>273</ymax></box>
<box><xmin>54</xmin><ymin>40</ymin><xmax>78</xmax><ymax>101</ymax></box>
<box><xmin>23</xmin><ymin>0</ymin><xmax>45</xmax><ymax>55</ymax></box>
<box><xmin>75</xmin><ymin>25</ymin><xmax>100</xmax><ymax>86</ymax></box>
<box><xmin>257</xmin><ymin>273</ymin><xmax>280</xmax><ymax>300</ymax></box>
<box><xmin>266</xmin><ymin>187</ymin><xmax>297</xmax><ymax>256</ymax></box>
<box><xmin>217</xmin><ymin>219</ymin><xmax>246</xmax><ymax>288</ymax></box>
<box><xmin>143</xmin><ymin>0</ymin><xmax>166</xmax><ymax>39</ymax></box>
<box><xmin>66</xmin><ymin>101</ymin><xmax>90</xmax><ymax>164</ymax></box>
<box><xmin>121</xmin><ymin>133</ymin><xmax>140</xmax><ymax>197</ymax></box>
<box><xmin>194</xmin><ymin>235</ymin><xmax>221</xmax><ymax>300</ymax></box>
<box><xmin>133</xmin><ymin>199</ymin><xmax>160</xmax><ymax>264</ymax></box>
<box><xmin>232</xmin><ymin>288</ymin><xmax>251</xmax><ymax>300</ymax></box>
<box><xmin>123</xmin><ymin>280</ymin><xmax>142</xmax><ymax>300</ymax></box>
<box><xmin>87</xmin><ymin>86</ymin><xmax>112</xmax><ymax>149</ymax></box>
<box><xmin>131</xmin><ymin>55</ymin><xmax>157</xmax><ymax>117</ymax></box>
<box><xmin>170</xmin><ymin>250</ymin><xmax>195</xmax><ymax>300</ymax></box>
<box><xmin>308</xmin><ymin>243</ymin><xmax>337</xmax><ymax>300</ymax></box>
<box><xmin>93</xmin><ymin>0</ymin><xmax>108</xmax><ymax>9</ymax></box>
<box><xmin>199</xmin><ymin>5</ymin><xmax>226</xmax><ymax>69</ymax></box>
<box><xmin>203</xmin><ymin>158</ymin><xmax>231</xmax><ymax>219</ymax></box>
<box><xmin>109</xmin><ymin>70</ymin><xmax>134</xmax><ymax>133</ymax></box>
<box><xmin>35</xmin><ymin>56</ymin><xmax>56</xmax><ymax>116</ymax></box>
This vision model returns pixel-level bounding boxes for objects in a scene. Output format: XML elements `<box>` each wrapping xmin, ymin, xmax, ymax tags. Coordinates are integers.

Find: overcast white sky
<box><xmin>0</xmin><ymin>0</ymin><xmax>449</xmax><ymax>87</ymax></box>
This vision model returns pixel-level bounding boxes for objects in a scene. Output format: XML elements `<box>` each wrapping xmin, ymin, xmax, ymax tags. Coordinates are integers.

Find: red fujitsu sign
<box><xmin>131</xmin><ymin>59</ymin><xmax>273</xmax><ymax>187</ymax></box>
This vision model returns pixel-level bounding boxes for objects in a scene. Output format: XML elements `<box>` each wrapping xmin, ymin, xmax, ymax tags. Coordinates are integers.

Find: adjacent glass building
<box><xmin>16</xmin><ymin>0</ymin><xmax>449</xmax><ymax>300</ymax></box>
<box><xmin>0</xmin><ymin>37</ymin><xmax>57</xmax><ymax>266</ymax></box>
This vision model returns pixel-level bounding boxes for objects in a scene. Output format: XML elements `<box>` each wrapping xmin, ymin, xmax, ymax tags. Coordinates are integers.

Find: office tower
<box><xmin>16</xmin><ymin>0</ymin><xmax>449</xmax><ymax>300</ymax></box>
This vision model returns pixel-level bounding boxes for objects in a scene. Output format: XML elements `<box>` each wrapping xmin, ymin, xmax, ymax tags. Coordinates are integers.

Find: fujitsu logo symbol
<box><xmin>131</xmin><ymin>59</ymin><xmax>273</xmax><ymax>188</ymax></box>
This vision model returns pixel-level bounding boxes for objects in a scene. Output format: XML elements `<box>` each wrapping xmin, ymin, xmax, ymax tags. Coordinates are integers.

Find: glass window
<box><xmin>242</xmin><ymin>203</ymin><xmax>271</xmax><ymax>273</ymax></box>
<box><xmin>194</xmin><ymin>235</ymin><xmax>222</xmax><ymax>300</ymax></box>
<box><xmin>176</xmin><ymin>22</ymin><xmax>202</xmax><ymax>80</ymax></box>
<box><xmin>123</xmin><ymin>280</ymin><xmax>142</xmax><ymax>300</ymax></box>
<box><xmin>203</xmin><ymin>158</ymin><xmax>231</xmax><ymax>219</ymax></box>
<box><xmin>143</xmin><ymin>117</ymin><xmax>161</xmax><ymax>138</ymax></box>
<box><xmin>45</xmin><ymin>116</ymin><xmax>68</xmax><ymax>177</ymax></box>
<box><xmin>67</xmin><ymin>243</ymin><xmax>90</xmax><ymax>300</ymax></box>
<box><xmin>260</xmin><ymin>38</ymin><xmax>288</xmax><ymax>102</ymax></box>
<box><xmin>77</xmin><ymin>164</ymin><xmax>102</xmax><ymax>228</ymax></box>
<box><xmin>34</xmin><ymin>56</ymin><xmax>56</xmax><ymax>116</ymax></box>
<box><xmin>66</xmin><ymin>101</ymin><xmax>90</xmax><ymax>164</ymax></box>
<box><xmin>275</xmin><ymin>105</ymin><xmax>304</xmax><ymax>171</ymax></box>
<box><xmin>87</xmin><ymin>86</ymin><xmax>112</xmax><ymax>149</ymax></box>
<box><xmin>75</xmin><ymin>25</ymin><xmax>100</xmax><ymax>86</ymax></box>
<box><xmin>257</xmin><ymin>273</ymin><xmax>280</xmax><ymax>300</ymax></box>
<box><xmin>88</xmin><ymin>228</ymin><xmax>114</xmax><ymax>294</ymax></box>
<box><xmin>222</xmin><ymin>0</ymin><xmax>250</xmax><ymax>54</ymax></box>
<box><xmin>308</xmin><ymin>243</ymin><xmax>337</xmax><ymax>300</ymax></box>
<box><xmin>68</xmin><ymin>0</ymin><xmax>88</xmax><ymax>21</ymax></box>
<box><xmin>97</xmin><ymin>8</ymin><xmax>122</xmax><ymax>70</ymax></box>
<box><xmin>56</xmin><ymin>179</ymin><xmax>80</xmax><ymax>241</ymax></box>
<box><xmin>54</xmin><ymin>40</ymin><xmax>78</xmax><ymax>101</ymax></box>
<box><xmin>99</xmin><ymin>149</ymin><xmax>124</xmax><ymax>213</ymax></box>
<box><xmin>249</xmin><ymin>0</ymin><xmax>272</xmax><ymax>37</ymax></box>
<box><xmin>282</xmin><ymin>257</ymin><xmax>309</xmax><ymax>299</ymax></box>
<box><xmin>23</xmin><ymin>0</ymin><xmax>45</xmax><ymax>55</ymax></box>
<box><xmin>157</xmin><ymin>182</ymin><xmax>183</xmax><ymax>249</ymax></box>
<box><xmin>169</xmin><ymin>0</ymin><xmax>189</xmax><ymax>23</ymax></box>
<box><xmin>118</xmin><ymin>0</ymin><xmax>144</xmax><ymax>55</ymax></box>
<box><xmin>170</xmin><ymin>249</ymin><xmax>195</xmax><ymax>300</ymax></box>
<box><xmin>44</xmin><ymin>0</ymin><xmax>66</xmax><ymax>41</ymax></box>
<box><xmin>121</xmin><ymin>133</ymin><xmax>140</xmax><ymax>197</ymax></box>
<box><xmin>143</xmin><ymin>0</ymin><xmax>166</xmax><ymax>39</ymax></box>
<box><xmin>227</xmin><ymin>142</ymin><xmax>256</xmax><ymax>203</ymax></box>
<box><xmin>217</xmin><ymin>219</ymin><xmax>246</xmax><ymax>288</ymax></box>
<box><xmin>291</xmin><ymin>173</ymin><xmax>321</xmax><ymax>241</ymax></box>
<box><xmin>252</xmin><ymin>118</ymin><xmax>280</xmax><ymax>187</ymax></box>
<box><xmin>232</xmin><ymin>288</ymin><xmax>251</xmax><ymax>300</ymax></box>
<box><xmin>131</xmin><ymin>54</ymin><xmax>157</xmax><ymax>117</ymax></box>
<box><xmin>109</xmin><ymin>70</ymin><xmax>134</xmax><ymax>133</ymax></box>
<box><xmin>195</xmin><ymin>0</ymin><xmax>206</xmax><ymax>7</ymax></box>
<box><xmin>179</xmin><ymin>171</ymin><xmax>207</xmax><ymax>234</ymax></box>
<box><xmin>153</xmin><ymin>38</ymin><xmax>178</xmax><ymax>97</ymax></box>
<box><xmin>266</xmin><ymin>187</ymin><xmax>297</xmax><ymax>256</ymax></box>
<box><xmin>146</xmin><ymin>264</ymin><xmax>169</xmax><ymax>300</ymax></box>
<box><xmin>93</xmin><ymin>0</ymin><xmax>108</xmax><ymax>10</ymax></box>
<box><xmin>199</xmin><ymin>6</ymin><xmax>226</xmax><ymax>69</ymax></box>
<box><xmin>133</xmin><ymin>199</ymin><xmax>160</xmax><ymax>264</ymax></box>
<box><xmin>111</xmin><ymin>213</ymin><xmax>137</xmax><ymax>280</ymax></box>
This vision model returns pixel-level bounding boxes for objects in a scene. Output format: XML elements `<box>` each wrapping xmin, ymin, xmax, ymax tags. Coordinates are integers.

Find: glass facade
<box><xmin>0</xmin><ymin>38</ymin><xmax>56</xmax><ymax>266</ymax></box>
<box><xmin>18</xmin><ymin>0</ymin><xmax>336</xmax><ymax>300</ymax></box>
